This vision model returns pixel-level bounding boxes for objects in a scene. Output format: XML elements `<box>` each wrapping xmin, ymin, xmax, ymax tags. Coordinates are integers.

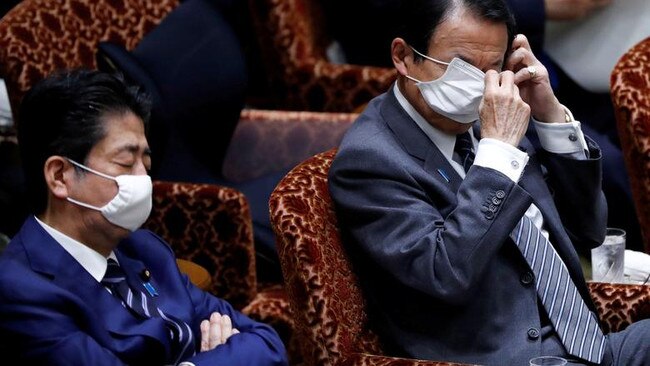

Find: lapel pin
<box><xmin>437</xmin><ymin>168</ymin><xmax>450</xmax><ymax>183</ymax></box>
<box><xmin>140</xmin><ymin>269</ymin><xmax>159</xmax><ymax>297</ymax></box>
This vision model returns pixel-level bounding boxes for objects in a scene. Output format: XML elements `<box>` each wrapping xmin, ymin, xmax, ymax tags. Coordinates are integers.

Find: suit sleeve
<box><xmin>329</xmin><ymin>144</ymin><xmax>535</xmax><ymax>305</ymax></box>
<box><xmin>182</xmin><ymin>272</ymin><xmax>288</xmax><ymax>366</ymax></box>
<box><xmin>542</xmin><ymin>136</ymin><xmax>608</xmax><ymax>250</ymax></box>
<box><xmin>0</xmin><ymin>262</ymin><xmax>127</xmax><ymax>366</ymax></box>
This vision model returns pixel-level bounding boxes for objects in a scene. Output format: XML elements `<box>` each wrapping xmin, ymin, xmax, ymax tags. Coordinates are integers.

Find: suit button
<box><xmin>520</xmin><ymin>271</ymin><xmax>534</xmax><ymax>285</ymax></box>
<box><xmin>527</xmin><ymin>328</ymin><xmax>540</xmax><ymax>340</ymax></box>
<box><xmin>485</xmin><ymin>211</ymin><xmax>495</xmax><ymax>220</ymax></box>
<box><xmin>495</xmin><ymin>190</ymin><xmax>505</xmax><ymax>199</ymax></box>
<box><xmin>492</xmin><ymin>197</ymin><xmax>502</xmax><ymax>205</ymax></box>
<box><xmin>488</xmin><ymin>204</ymin><xmax>498</xmax><ymax>212</ymax></box>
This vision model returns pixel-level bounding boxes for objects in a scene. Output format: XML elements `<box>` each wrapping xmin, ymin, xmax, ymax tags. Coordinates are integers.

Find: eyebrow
<box><xmin>115</xmin><ymin>144</ymin><xmax>152</xmax><ymax>156</ymax></box>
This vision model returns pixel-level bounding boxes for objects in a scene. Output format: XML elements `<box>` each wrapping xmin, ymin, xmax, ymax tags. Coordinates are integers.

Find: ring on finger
<box><xmin>527</xmin><ymin>66</ymin><xmax>537</xmax><ymax>79</ymax></box>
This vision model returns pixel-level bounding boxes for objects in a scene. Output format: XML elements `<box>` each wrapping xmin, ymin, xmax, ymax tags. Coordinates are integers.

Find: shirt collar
<box><xmin>34</xmin><ymin>216</ymin><xmax>117</xmax><ymax>282</ymax></box>
<box><xmin>393</xmin><ymin>84</ymin><xmax>475</xmax><ymax>177</ymax></box>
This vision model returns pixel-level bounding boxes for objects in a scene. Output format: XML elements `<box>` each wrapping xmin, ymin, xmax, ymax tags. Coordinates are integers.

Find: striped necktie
<box><xmin>102</xmin><ymin>258</ymin><xmax>195</xmax><ymax>364</ymax></box>
<box><xmin>511</xmin><ymin>217</ymin><xmax>606</xmax><ymax>363</ymax></box>
<box><xmin>454</xmin><ymin>131</ymin><xmax>475</xmax><ymax>172</ymax></box>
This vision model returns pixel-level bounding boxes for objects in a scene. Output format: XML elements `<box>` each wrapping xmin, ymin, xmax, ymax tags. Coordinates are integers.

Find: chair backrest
<box><xmin>269</xmin><ymin>148</ymin><xmax>383</xmax><ymax>366</ymax></box>
<box><xmin>0</xmin><ymin>0</ymin><xmax>179</xmax><ymax>120</ymax></box>
<box><xmin>145</xmin><ymin>181</ymin><xmax>256</xmax><ymax>309</ymax></box>
<box><xmin>611</xmin><ymin>36</ymin><xmax>650</xmax><ymax>254</ymax></box>
<box><xmin>247</xmin><ymin>0</ymin><xmax>396</xmax><ymax>112</ymax></box>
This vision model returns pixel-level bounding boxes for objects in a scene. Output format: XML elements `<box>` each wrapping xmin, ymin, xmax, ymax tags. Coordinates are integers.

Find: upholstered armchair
<box><xmin>0</xmin><ymin>0</ymin><xmax>180</xmax><ymax>119</ymax></box>
<box><xmin>611</xmin><ymin>37</ymin><xmax>650</xmax><ymax>254</ymax></box>
<box><xmin>270</xmin><ymin>149</ymin><xmax>650</xmax><ymax>366</ymax></box>
<box><xmin>247</xmin><ymin>0</ymin><xmax>397</xmax><ymax>112</ymax></box>
<box><xmin>144</xmin><ymin>181</ymin><xmax>256</xmax><ymax>309</ymax></box>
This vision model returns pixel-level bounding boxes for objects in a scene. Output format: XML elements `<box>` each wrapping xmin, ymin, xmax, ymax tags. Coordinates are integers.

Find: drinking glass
<box><xmin>591</xmin><ymin>228</ymin><xmax>625</xmax><ymax>283</ymax></box>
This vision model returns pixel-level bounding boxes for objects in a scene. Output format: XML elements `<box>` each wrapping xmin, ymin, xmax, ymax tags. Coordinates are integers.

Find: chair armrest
<box><xmin>588</xmin><ymin>281</ymin><xmax>650</xmax><ymax>333</ymax></box>
<box><xmin>222</xmin><ymin>109</ymin><xmax>358</xmax><ymax>182</ymax></box>
<box><xmin>144</xmin><ymin>181</ymin><xmax>256</xmax><ymax>309</ymax></box>
<box><xmin>242</xmin><ymin>284</ymin><xmax>300</xmax><ymax>364</ymax></box>
<box><xmin>338</xmin><ymin>353</ymin><xmax>476</xmax><ymax>366</ymax></box>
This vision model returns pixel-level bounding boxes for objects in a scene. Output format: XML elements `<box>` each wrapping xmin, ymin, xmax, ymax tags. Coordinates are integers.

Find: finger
<box><xmin>499</xmin><ymin>70</ymin><xmax>515</xmax><ymax>89</ymax></box>
<box><xmin>200</xmin><ymin>320</ymin><xmax>210</xmax><ymax>352</ymax></box>
<box><xmin>511</xmin><ymin>34</ymin><xmax>532</xmax><ymax>53</ymax></box>
<box><xmin>505</xmin><ymin>47</ymin><xmax>536</xmax><ymax>73</ymax></box>
<box><xmin>484</xmin><ymin>70</ymin><xmax>500</xmax><ymax>95</ymax></box>
<box><xmin>209</xmin><ymin>312</ymin><xmax>223</xmax><ymax>349</ymax></box>
<box><xmin>220</xmin><ymin>314</ymin><xmax>233</xmax><ymax>344</ymax></box>
<box><xmin>513</xmin><ymin>65</ymin><xmax>541</xmax><ymax>85</ymax></box>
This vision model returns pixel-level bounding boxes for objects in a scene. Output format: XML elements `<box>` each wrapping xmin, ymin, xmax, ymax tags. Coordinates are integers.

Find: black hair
<box><xmin>398</xmin><ymin>0</ymin><xmax>516</xmax><ymax>63</ymax></box>
<box><xmin>17</xmin><ymin>69</ymin><xmax>151</xmax><ymax>214</ymax></box>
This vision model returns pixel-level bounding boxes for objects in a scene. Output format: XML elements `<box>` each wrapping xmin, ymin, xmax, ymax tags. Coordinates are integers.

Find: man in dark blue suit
<box><xmin>0</xmin><ymin>70</ymin><xmax>288</xmax><ymax>365</ymax></box>
<box><xmin>329</xmin><ymin>0</ymin><xmax>649</xmax><ymax>365</ymax></box>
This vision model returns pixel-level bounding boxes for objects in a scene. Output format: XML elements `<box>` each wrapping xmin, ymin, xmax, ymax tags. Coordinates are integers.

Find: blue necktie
<box><xmin>102</xmin><ymin>259</ymin><xmax>195</xmax><ymax>364</ymax></box>
<box><xmin>511</xmin><ymin>217</ymin><xmax>606</xmax><ymax>363</ymax></box>
<box><xmin>454</xmin><ymin>131</ymin><xmax>475</xmax><ymax>173</ymax></box>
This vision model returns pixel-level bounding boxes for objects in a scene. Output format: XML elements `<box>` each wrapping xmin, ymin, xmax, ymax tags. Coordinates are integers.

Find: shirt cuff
<box><xmin>532</xmin><ymin>119</ymin><xmax>588</xmax><ymax>155</ymax></box>
<box><xmin>474</xmin><ymin>138</ymin><xmax>529</xmax><ymax>183</ymax></box>
<box><xmin>178</xmin><ymin>362</ymin><xmax>196</xmax><ymax>366</ymax></box>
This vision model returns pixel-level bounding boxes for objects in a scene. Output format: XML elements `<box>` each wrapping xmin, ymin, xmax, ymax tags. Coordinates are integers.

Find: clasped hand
<box><xmin>199</xmin><ymin>312</ymin><xmax>240</xmax><ymax>352</ymax></box>
<box><xmin>479</xmin><ymin>34</ymin><xmax>565</xmax><ymax>146</ymax></box>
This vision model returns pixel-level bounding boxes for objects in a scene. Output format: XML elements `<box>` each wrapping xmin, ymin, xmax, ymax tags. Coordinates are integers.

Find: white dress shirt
<box><xmin>393</xmin><ymin>85</ymin><xmax>589</xmax><ymax>239</ymax></box>
<box><xmin>34</xmin><ymin>216</ymin><xmax>116</xmax><ymax>281</ymax></box>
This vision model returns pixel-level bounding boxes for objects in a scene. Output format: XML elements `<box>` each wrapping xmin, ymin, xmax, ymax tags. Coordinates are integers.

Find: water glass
<box><xmin>591</xmin><ymin>228</ymin><xmax>626</xmax><ymax>283</ymax></box>
<box><xmin>529</xmin><ymin>356</ymin><xmax>567</xmax><ymax>366</ymax></box>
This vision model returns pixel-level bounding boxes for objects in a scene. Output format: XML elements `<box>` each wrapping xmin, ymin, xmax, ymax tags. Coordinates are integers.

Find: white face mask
<box><xmin>406</xmin><ymin>47</ymin><xmax>486</xmax><ymax>124</ymax></box>
<box><xmin>66</xmin><ymin>159</ymin><xmax>152</xmax><ymax>232</ymax></box>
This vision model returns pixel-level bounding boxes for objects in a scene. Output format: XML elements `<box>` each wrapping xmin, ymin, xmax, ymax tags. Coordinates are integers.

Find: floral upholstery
<box><xmin>0</xmin><ymin>0</ymin><xmax>179</xmax><ymax>119</ymax></box>
<box><xmin>611</xmin><ymin>37</ymin><xmax>650</xmax><ymax>254</ymax></box>
<box><xmin>587</xmin><ymin>281</ymin><xmax>650</xmax><ymax>334</ymax></box>
<box><xmin>247</xmin><ymin>0</ymin><xmax>397</xmax><ymax>112</ymax></box>
<box><xmin>243</xmin><ymin>284</ymin><xmax>301</xmax><ymax>364</ymax></box>
<box><xmin>270</xmin><ymin>149</ymin><xmax>650</xmax><ymax>366</ymax></box>
<box><xmin>223</xmin><ymin>109</ymin><xmax>358</xmax><ymax>182</ymax></box>
<box><xmin>144</xmin><ymin>181</ymin><xmax>256</xmax><ymax>310</ymax></box>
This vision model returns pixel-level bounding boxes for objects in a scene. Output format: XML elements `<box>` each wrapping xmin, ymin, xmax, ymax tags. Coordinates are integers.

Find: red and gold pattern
<box><xmin>0</xmin><ymin>0</ymin><xmax>179</xmax><ymax>117</ymax></box>
<box><xmin>271</xmin><ymin>149</ymin><xmax>650</xmax><ymax>366</ymax></box>
<box><xmin>248</xmin><ymin>0</ymin><xmax>397</xmax><ymax>112</ymax></box>
<box><xmin>611</xmin><ymin>37</ymin><xmax>650</xmax><ymax>254</ymax></box>
<box><xmin>145</xmin><ymin>181</ymin><xmax>255</xmax><ymax>310</ymax></box>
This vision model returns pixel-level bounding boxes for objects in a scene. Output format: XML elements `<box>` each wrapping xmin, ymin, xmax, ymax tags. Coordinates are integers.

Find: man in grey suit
<box><xmin>328</xmin><ymin>0</ymin><xmax>650</xmax><ymax>365</ymax></box>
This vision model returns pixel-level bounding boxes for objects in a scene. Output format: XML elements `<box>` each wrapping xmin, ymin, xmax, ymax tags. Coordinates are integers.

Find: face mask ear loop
<box><xmin>66</xmin><ymin>158</ymin><xmax>117</xmax><ymax>181</ymax></box>
<box><xmin>410</xmin><ymin>47</ymin><xmax>450</xmax><ymax>66</ymax></box>
<box><xmin>405</xmin><ymin>75</ymin><xmax>422</xmax><ymax>84</ymax></box>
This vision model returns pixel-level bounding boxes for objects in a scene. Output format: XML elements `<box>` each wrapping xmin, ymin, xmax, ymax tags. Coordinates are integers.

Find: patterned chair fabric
<box><xmin>144</xmin><ymin>181</ymin><xmax>255</xmax><ymax>310</ymax></box>
<box><xmin>247</xmin><ymin>0</ymin><xmax>397</xmax><ymax>113</ymax></box>
<box><xmin>270</xmin><ymin>149</ymin><xmax>650</xmax><ymax>366</ymax></box>
<box><xmin>611</xmin><ymin>37</ymin><xmax>650</xmax><ymax>254</ymax></box>
<box><xmin>0</xmin><ymin>0</ymin><xmax>179</xmax><ymax>120</ymax></box>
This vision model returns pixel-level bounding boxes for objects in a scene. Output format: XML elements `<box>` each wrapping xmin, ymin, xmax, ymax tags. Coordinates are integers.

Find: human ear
<box><xmin>391</xmin><ymin>38</ymin><xmax>411</xmax><ymax>77</ymax></box>
<box><xmin>43</xmin><ymin>156</ymin><xmax>71</xmax><ymax>199</ymax></box>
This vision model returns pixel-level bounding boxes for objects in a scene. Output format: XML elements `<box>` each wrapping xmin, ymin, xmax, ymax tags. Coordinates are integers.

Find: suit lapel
<box><xmin>20</xmin><ymin>217</ymin><xmax>170</xmax><ymax>353</ymax></box>
<box><xmin>380</xmin><ymin>87</ymin><xmax>464</xmax><ymax>195</ymax></box>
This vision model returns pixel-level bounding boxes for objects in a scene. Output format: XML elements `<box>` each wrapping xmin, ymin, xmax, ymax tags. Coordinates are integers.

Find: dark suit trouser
<box><xmin>603</xmin><ymin>318</ymin><xmax>650</xmax><ymax>366</ymax></box>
